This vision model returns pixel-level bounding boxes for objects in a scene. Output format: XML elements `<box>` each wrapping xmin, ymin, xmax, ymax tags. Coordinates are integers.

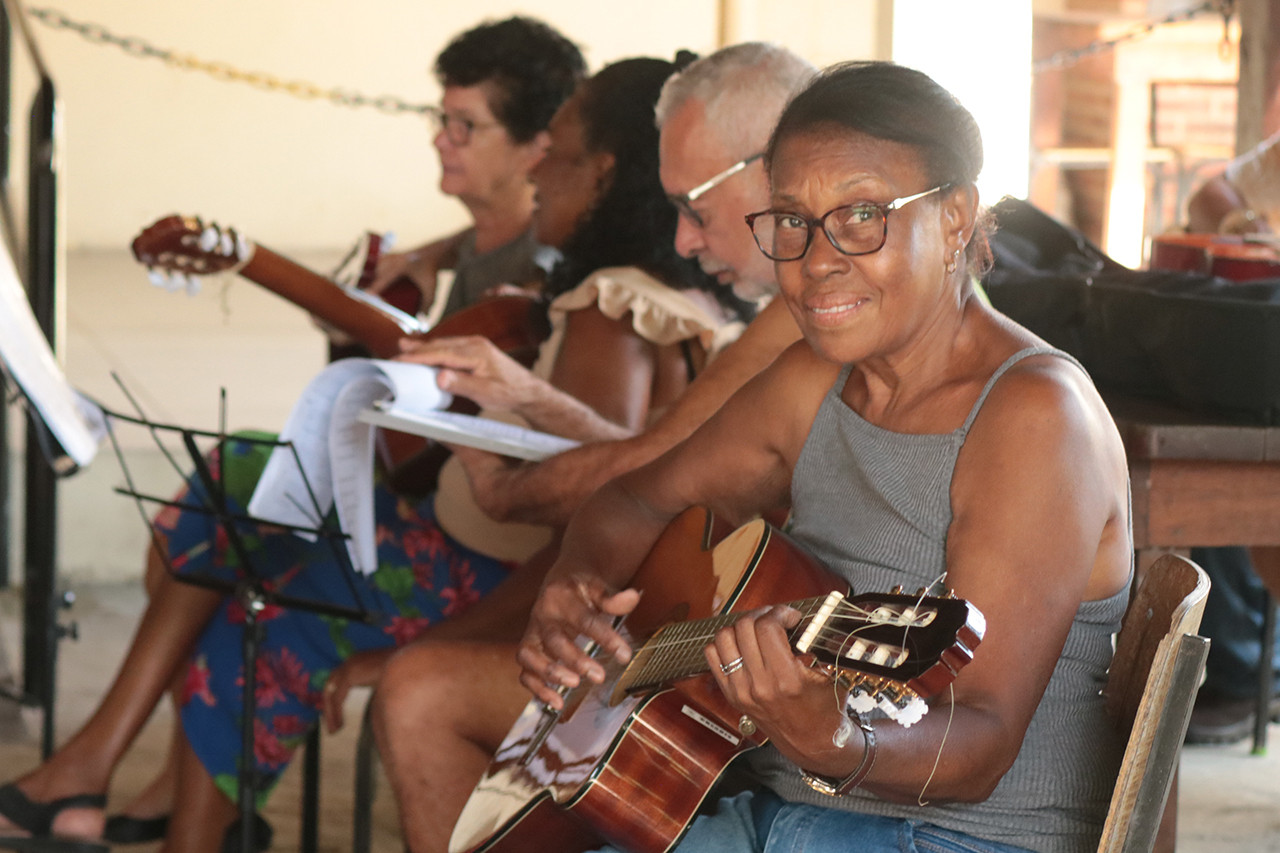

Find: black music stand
<box><xmin>101</xmin><ymin>386</ymin><xmax>384</xmax><ymax>853</ymax></box>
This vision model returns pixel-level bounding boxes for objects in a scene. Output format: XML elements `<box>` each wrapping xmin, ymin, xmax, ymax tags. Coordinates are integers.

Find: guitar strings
<box><xmin>902</xmin><ymin>572</ymin><xmax>954</xmax><ymax>808</ymax></box>
<box><xmin>625</xmin><ymin>597</ymin><xmax>835</xmax><ymax>684</ymax></box>
<box><xmin>632</xmin><ymin>596</ymin><xmax>831</xmax><ymax>656</ymax></box>
<box><xmin>628</xmin><ymin>575</ymin><xmax>953</xmax><ymax>689</ymax></box>
<box><xmin>815</xmin><ymin>571</ymin><xmax>952</xmax><ymax>664</ymax></box>
<box><xmin>628</xmin><ymin>587</ymin><xmax>944</xmax><ymax>665</ymax></box>
<box><xmin>917</xmin><ymin>682</ymin><xmax>955</xmax><ymax>807</ymax></box>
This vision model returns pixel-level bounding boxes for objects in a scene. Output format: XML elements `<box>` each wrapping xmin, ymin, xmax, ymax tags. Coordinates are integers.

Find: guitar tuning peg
<box><xmin>198</xmin><ymin>226</ymin><xmax>220</xmax><ymax>253</ymax></box>
<box><xmin>876</xmin><ymin>692</ymin><xmax>907</xmax><ymax>719</ymax></box>
<box><xmin>890</xmin><ymin>585</ymin><xmax>903</xmax><ymax>595</ymax></box>
<box><xmin>218</xmin><ymin>230</ymin><xmax>234</xmax><ymax>257</ymax></box>
<box><xmin>895</xmin><ymin>696</ymin><xmax>927</xmax><ymax>728</ymax></box>
<box><xmin>167</xmin><ymin>271</ymin><xmax>189</xmax><ymax>293</ymax></box>
<box><xmin>184</xmin><ymin>275</ymin><xmax>201</xmax><ymax>296</ymax></box>
<box><xmin>146</xmin><ymin>268</ymin><xmax>167</xmax><ymax>288</ymax></box>
<box><xmin>847</xmin><ymin>689</ymin><xmax>877</xmax><ymax>716</ymax></box>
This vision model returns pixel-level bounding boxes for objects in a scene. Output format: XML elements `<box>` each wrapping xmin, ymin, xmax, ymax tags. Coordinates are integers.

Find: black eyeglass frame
<box><xmin>426</xmin><ymin>106</ymin><xmax>503</xmax><ymax>147</ymax></box>
<box><xmin>744</xmin><ymin>183</ymin><xmax>954</xmax><ymax>261</ymax></box>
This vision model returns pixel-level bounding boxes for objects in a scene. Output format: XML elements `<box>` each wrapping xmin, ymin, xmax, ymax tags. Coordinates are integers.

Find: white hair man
<box><xmin>369</xmin><ymin>44</ymin><xmax>815</xmax><ymax>853</ymax></box>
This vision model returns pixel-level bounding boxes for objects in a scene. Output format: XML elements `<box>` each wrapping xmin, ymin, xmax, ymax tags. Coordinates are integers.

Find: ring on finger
<box><xmin>720</xmin><ymin>656</ymin><xmax>745</xmax><ymax>675</ymax></box>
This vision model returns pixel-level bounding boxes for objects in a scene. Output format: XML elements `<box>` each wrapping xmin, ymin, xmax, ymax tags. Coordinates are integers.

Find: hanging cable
<box><xmin>25</xmin><ymin>6</ymin><xmax>432</xmax><ymax>116</ymax></box>
<box><xmin>1032</xmin><ymin>0</ymin><xmax>1234</xmax><ymax>74</ymax></box>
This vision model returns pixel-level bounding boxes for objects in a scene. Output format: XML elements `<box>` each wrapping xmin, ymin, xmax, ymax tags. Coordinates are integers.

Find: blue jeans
<box><xmin>1192</xmin><ymin>547</ymin><xmax>1280</xmax><ymax>699</ymax></box>
<box><xmin>590</xmin><ymin>790</ymin><xmax>1033</xmax><ymax>853</ymax></box>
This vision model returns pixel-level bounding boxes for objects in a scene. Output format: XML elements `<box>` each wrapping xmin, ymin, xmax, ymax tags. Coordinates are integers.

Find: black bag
<box><xmin>983</xmin><ymin>198</ymin><xmax>1280</xmax><ymax>424</ymax></box>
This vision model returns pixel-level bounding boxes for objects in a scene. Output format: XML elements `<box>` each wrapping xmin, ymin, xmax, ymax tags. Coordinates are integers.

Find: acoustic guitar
<box><xmin>130</xmin><ymin>214</ymin><xmax>550</xmax><ymax>491</ymax></box>
<box><xmin>450</xmin><ymin>507</ymin><xmax>985</xmax><ymax>853</ymax></box>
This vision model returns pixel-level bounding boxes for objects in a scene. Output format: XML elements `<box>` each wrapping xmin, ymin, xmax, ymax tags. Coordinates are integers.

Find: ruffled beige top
<box><xmin>433</xmin><ymin>267</ymin><xmax>730</xmax><ymax>562</ymax></box>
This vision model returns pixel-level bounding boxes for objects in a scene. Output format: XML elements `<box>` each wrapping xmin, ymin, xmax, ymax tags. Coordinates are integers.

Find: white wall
<box><xmin>27</xmin><ymin>1</ymin><xmax>724</xmax><ymax>252</ymax></box>
<box><xmin>19</xmin><ymin>0</ymin><xmax>899</xmax><ymax>255</ymax></box>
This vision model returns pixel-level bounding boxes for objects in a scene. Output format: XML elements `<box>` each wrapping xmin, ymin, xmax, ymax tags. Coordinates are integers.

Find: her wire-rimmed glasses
<box><xmin>426</xmin><ymin>106</ymin><xmax>502</xmax><ymax>147</ymax></box>
<box><xmin>667</xmin><ymin>152</ymin><xmax>764</xmax><ymax>228</ymax></box>
<box><xmin>745</xmin><ymin>183</ymin><xmax>953</xmax><ymax>261</ymax></box>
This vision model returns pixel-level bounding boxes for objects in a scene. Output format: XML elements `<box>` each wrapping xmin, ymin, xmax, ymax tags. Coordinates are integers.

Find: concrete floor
<box><xmin>0</xmin><ymin>582</ymin><xmax>404</xmax><ymax>853</ymax></box>
<box><xmin>3</xmin><ymin>248</ymin><xmax>1280</xmax><ymax>850</ymax></box>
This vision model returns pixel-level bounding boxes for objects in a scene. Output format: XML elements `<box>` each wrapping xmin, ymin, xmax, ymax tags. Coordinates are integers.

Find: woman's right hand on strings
<box><xmin>516</xmin><ymin>573</ymin><xmax>640</xmax><ymax>709</ymax></box>
<box><xmin>366</xmin><ymin>230</ymin><xmax>467</xmax><ymax>300</ymax></box>
<box><xmin>365</xmin><ymin>249</ymin><xmax>437</xmax><ymax>299</ymax></box>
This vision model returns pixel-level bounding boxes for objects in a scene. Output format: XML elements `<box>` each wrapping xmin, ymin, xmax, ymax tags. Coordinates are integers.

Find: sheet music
<box><xmin>247</xmin><ymin>358</ymin><xmax>451</xmax><ymax>574</ymax></box>
<box><xmin>0</xmin><ymin>242</ymin><xmax>104</xmax><ymax>467</ymax></box>
<box><xmin>359</xmin><ymin>408</ymin><xmax>580</xmax><ymax>461</ymax></box>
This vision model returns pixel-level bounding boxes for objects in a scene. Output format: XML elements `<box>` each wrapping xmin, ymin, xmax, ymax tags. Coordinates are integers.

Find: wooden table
<box><xmin>1110</xmin><ymin>397</ymin><xmax>1280</xmax><ymax>552</ymax></box>
<box><xmin>1110</xmin><ymin>395</ymin><xmax>1280</xmax><ymax>760</ymax></box>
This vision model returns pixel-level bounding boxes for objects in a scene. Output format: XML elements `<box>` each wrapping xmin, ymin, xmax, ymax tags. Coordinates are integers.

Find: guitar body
<box><xmin>343</xmin><ymin>230</ymin><xmax>423</xmax><ymax>318</ymax></box>
<box><xmin>450</xmin><ymin>507</ymin><xmax>846</xmax><ymax>853</ymax></box>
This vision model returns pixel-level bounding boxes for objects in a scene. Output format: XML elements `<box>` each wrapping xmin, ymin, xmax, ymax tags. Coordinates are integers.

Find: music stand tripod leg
<box><xmin>238</xmin><ymin>582</ymin><xmax>267</xmax><ymax>853</ymax></box>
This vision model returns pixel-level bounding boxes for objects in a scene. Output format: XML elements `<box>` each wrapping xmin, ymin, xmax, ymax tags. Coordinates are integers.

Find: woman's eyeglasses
<box><xmin>745</xmin><ymin>184</ymin><xmax>952</xmax><ymax>261</ymax></box>
<box><xmin>427</xmin><ymin>107</ymin><xmax>502</xmax><ymax>146</ymax></box>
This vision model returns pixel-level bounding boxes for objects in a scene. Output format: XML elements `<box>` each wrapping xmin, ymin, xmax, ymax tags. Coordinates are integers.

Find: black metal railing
<box><xmin>0</xmin><ymin>0</ymin><xmax>66</xmax><ymax>758</ymax></box>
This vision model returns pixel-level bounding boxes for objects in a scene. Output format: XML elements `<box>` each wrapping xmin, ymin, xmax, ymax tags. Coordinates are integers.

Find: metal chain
<box><xmin>26</xmin><ymin>6</ymin><xmax>432</xmax><ymax>115</ymax></box>
<box><xmin>1033</xmin><ymin>0</ymin><xmax>1234</xmax><ymax>73</ymax></box>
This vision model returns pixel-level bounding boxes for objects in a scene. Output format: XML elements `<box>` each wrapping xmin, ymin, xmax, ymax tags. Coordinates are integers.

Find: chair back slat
<box><xmin>1098</xmin><ymin>553</ymin><xmax>1210</xmax><ymax>853</ymax></box>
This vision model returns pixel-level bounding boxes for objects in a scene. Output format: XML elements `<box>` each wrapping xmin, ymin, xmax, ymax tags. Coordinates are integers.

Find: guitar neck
<box><xmin>618</xmin><ymin>594</ymin><xmax>835</xmax><ymax>693</ymax></box>
<box><xmin>240</xmin><ymin>244</ymin><xmax>420</xmax><ymax>359</ymax></box>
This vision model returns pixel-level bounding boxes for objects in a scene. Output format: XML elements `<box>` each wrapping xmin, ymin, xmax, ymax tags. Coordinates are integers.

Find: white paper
<box><xmin>0</xmin><ymin>244</ymin><xmax>103</xmax><ymax>468</ymax></box>
<box><xmin>247</xmin><ymin>358</ymin><xmax>452</xmax><ymax>574</ymax></box>
<box><xmin>359</xmin><ymin>408</ymin><xmax>579</xmax><ymax>462</ymax></box>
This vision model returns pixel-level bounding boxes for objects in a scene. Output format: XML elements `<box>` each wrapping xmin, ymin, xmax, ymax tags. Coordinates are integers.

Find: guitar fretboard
<box><xmin>617</xmin><ymin>595</ymin><xmax>834</xmax><ymax>693</ymax></box>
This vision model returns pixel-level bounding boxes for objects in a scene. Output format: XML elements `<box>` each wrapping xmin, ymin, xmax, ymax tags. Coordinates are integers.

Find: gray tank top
<box><xmin>748</xmin><ymin>346</ymin><xmax>1129</xmax><ymax>853</ymax></box>
<box><xmin>442</xmin><ymin>227</ymin><xmax>557</xmax><ymax>317</ymax></box>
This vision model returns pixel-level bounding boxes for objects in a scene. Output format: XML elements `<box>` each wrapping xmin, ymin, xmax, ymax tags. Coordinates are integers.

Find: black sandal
<box><xmin>0</xmin><ymin>785</ymin><xmax>108</xmax><ymax>853</ymax></box>
<box><xmin>102</xmin><ymin>814</ymin><xmax>169</xmax><ymax>845</ymax></box>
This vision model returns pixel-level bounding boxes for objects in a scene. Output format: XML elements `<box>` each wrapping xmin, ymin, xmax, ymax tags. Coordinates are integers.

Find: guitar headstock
<box><xmin>793</xmin><ymin>589</ymin><xmax>985</xmax><ymax>727</ymax></box>
<box><xmin>131</xmin><ymin>215</ymin><xmax>254</xmax><ymax>294</ymax></box>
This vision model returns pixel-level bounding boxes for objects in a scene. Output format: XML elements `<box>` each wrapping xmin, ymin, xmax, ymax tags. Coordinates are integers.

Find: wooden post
<box><xmin>1237</xmin><ymin>0</ymin><xmax>1280</xmax><ymax>147</ymax></box>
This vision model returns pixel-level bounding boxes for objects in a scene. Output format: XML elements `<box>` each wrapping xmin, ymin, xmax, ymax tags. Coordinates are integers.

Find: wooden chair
<box><xmin>1098</xmin><ymin>553</ymin><xmax>1210</xmax><ymax>853</ymax></box>
<box><xmin>298</xmin><ymin>698</ymin><xmax>379</xmax><ymax>853</ymax></box>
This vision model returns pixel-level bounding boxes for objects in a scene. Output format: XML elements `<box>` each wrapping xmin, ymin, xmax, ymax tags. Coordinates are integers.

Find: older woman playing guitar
<box><xmin>518</xmin><ymin>62</ymin><xmax>1132</xmax><ymax>853</ymax></box>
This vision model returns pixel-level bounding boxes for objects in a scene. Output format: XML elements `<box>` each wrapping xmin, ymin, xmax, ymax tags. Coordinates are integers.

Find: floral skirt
<box><xmin>155</xmin><ymin>433</ymin><xmax>515</xmax><ymax>802</ymax></box>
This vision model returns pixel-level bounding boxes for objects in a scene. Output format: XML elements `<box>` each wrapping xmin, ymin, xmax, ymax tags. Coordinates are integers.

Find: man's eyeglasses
<box><xmin>427</xmin><ymin>107</ymin><xmax>502</xmax><ymax>146</ymax></box>
<box><xmin>668</xmin><ymin>152</ymin><xmax>764</xmax><ymax>228</ymax></box>
<box><xmin>745</xmin><ymin>184</ymin><xmax>952</xmax><ymax>261</ymax></box>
